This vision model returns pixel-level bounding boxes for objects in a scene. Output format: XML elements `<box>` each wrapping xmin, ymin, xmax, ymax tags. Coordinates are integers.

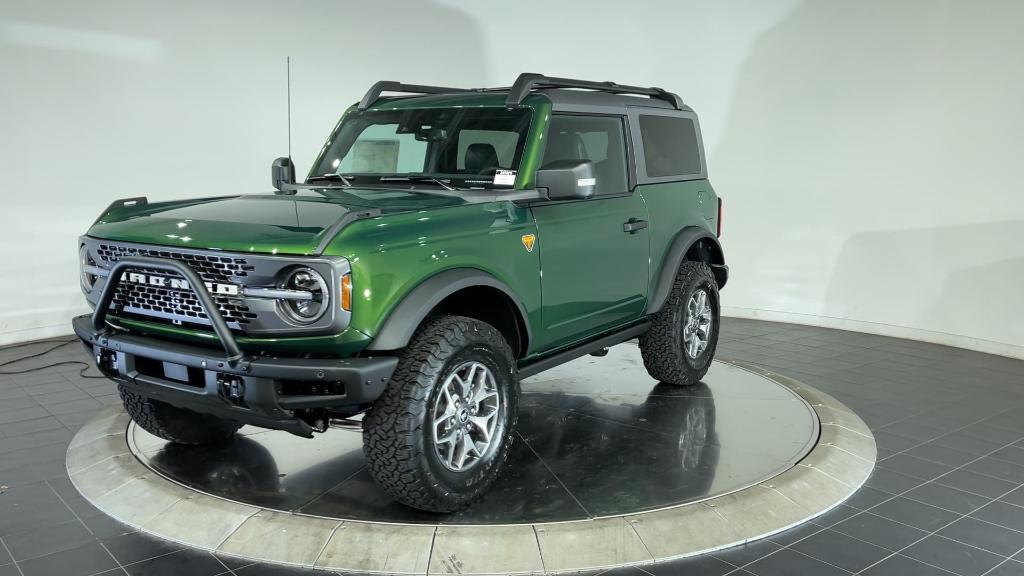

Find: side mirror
<box><xmin>535</xmin><ymin>160</ymin><xmax>597</xmax><ymax>201</ymax></box>
<box><xmin>272</xmin><ymin>157</ymin><xmax>295</xmax><ymax>192</ymax></box>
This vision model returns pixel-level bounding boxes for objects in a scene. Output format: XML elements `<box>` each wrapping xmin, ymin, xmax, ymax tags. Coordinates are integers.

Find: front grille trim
<box><xmin>81</xmin><ymin>237</ymin><xmax>350</xmax><ymax>336</ymax></box>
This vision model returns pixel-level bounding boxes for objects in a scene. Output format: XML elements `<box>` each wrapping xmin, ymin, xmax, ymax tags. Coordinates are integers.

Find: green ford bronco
<box><xmin>74</xmin><ymin>74</ymin><xmax>727</xmax><ymax>512</ymax></box>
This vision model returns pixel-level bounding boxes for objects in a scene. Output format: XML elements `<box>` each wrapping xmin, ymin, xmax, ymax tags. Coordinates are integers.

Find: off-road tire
<box><xmin>118</xmin><ymin>385</ymin><xmax>241</xmax><ymax>445</ymax></box>
<box><xmin>639</xmin><ymin>261</ymin><xmax>720</xmax><ymax>385</ymax></box>
<box><xmin>362</xmin><ymin>315</ymin><xmax>518</xmax><ymax>512</ymax></box>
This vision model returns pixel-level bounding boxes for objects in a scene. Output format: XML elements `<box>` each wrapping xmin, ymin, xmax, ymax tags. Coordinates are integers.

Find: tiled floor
<box><xmin>1</xmin><ymin>319</ymin><xmax>1024</xmax><ymax>576</ymax></box>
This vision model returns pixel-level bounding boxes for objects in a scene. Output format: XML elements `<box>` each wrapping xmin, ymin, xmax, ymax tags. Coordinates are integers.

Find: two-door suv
<box><xmin>74</xmin><ymin>74</ymin><xmax>727</xmax><ymax>512</ymax></box>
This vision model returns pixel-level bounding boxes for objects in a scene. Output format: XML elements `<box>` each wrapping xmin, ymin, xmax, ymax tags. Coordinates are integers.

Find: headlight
<box><xmin>79</xmin><ymin>245</ymin><xmax>97</xmax><ymax>294</ymax></box>
<box><xmin>278</xmin><ymin>267</ymin><xmax>329</xmax><ymax>324</ymax></box>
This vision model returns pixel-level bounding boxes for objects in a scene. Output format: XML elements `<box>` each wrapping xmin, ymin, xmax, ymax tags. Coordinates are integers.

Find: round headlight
<box><xmin>279</xmin><ymin>267</ymin><xmax>329</xmax><ymax>324</ymax></box>
<box><xmin>79</xmin><ymin>245</ymin><xmax>97</xmax><ymax>294</ymax></box>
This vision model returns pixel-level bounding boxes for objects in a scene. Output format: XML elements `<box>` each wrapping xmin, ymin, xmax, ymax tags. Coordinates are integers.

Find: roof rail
<box><xmin>505</xmin><ymin>73</ymin><xmax>684</xmax><ymax>110</ymax></box>
<box><xmin>358</xmin><ymin>81</ymin><xmax>471</xmax><ymax>110</ymax></box>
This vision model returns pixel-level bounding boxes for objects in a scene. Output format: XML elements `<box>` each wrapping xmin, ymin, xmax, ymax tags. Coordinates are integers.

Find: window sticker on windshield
<box><xmin>493</xmin><ymin>170</ymin><xmax>517</xmax><ymax>186</ymax></box>
<box><xmin>352</xmin><ymin>140</ymin><xmax>399</xmax><ymax>173</ymax></box>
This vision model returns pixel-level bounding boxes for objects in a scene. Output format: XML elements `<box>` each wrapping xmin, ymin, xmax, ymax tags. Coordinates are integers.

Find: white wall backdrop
<box><xmin>2</xmin><ymin>0</ymin><xmax>1022</xmax><ymax>357</ymax></box>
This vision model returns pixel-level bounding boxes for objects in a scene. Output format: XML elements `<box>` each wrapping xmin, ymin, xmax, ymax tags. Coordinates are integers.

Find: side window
<box><xmin>338</xmin><ymin>123</ymin><xmax>427</xmax><ymax>173</ymax></box>
<box><xmin>638</xmin><ymin>115</ymin><xmax>702</xmax><ymax>178</ymax></box>
<box><xmin>542</xmin><ymin>115</ymin><xmax>628</xmax><ymax>195</ymax></box>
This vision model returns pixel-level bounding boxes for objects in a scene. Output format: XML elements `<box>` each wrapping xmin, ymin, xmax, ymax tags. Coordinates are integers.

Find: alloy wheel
<box><xmin>431</xmin><ymin>361</ymin><xmax>501</xmax><ymax>472</ymax></box>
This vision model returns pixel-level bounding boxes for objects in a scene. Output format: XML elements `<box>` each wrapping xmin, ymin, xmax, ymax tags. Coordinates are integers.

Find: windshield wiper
<box><xmin>379</xmin><ymin>175</ymin><xmax>456</xmax><ymax>191</ymax></box>
<box><xmin>307</xmin><ymin>173</ymin><xmax>353</xmax><ymax>187</ymax></box>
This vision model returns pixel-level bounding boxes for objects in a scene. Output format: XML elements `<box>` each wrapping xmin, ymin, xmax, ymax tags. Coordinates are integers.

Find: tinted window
<box><xmin>542</xmin><ymin>115</ymin><xmax>628</xmax><ymax>195</ymax></box>
<box><xmin>638</xmin><ymin>115</ymin><xmax>702</xmax><ymax>177</ymax></box>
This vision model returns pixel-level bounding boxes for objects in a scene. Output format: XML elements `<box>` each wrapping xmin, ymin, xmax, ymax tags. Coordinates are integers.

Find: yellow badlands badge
<box><xmin>521</xmin><ymin>234</ymin><xmax>536</xmax><ymax>253</ymax></box>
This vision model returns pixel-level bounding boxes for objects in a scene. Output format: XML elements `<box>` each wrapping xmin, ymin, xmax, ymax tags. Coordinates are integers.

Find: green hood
<box><xmin>87</xmin><ymin>190</ymin><xmax>466</xmax><ymax>255</ymax></box>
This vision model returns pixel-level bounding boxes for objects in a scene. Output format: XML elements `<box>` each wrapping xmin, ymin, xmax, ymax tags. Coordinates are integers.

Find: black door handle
<box><xmin>623</xmin><ymin>218</ymin><xmax>648</xmax><ymax>234</ymax></box>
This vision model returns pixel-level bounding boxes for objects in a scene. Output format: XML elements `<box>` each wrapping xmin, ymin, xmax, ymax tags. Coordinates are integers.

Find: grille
<box><xmin>97</xmin><ymin>244</ymin><xmax>257</xmax><ymax>327</ymax></box>
<box><xmin>96</xmin><ymin>243</ymin><xmax>254</xmax><ymax>283</ymax></box>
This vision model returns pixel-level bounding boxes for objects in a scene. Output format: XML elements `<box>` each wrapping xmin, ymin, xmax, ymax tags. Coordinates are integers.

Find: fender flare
<box><xmin>366</xmin><ymin>268</ymin><xmax>532</xmax><ymax>352</ymax></box>
<box><xmin>645</xmin><ymin>226</ymin><xmax>728</xmax><ymax>315</ymax></box>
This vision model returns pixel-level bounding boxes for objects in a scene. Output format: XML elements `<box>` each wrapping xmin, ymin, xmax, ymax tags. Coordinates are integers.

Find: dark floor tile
<box><xmin>866</xmin><ymin>429</ymin><xmax>920</xmax><ymax>452</ymax></box>
<box><xmin>936</xmin><ymin>469</ymin><xmax>1019</xmax><ymax>499</ymax></box>
<box><xmin>123</xmin><ymin>550</ymin><xmax>224</xmax><ymax>576</ymax></box>
<box><xmin>1002</xmin><ymin>486</ymin><xmax>1024</xmax><ymax>508</ymax></box>
<box><xmin>906</xmin><ymin>442</ymin><xmax>981</xmax><ymax>467</ymax></box>
<box><xmin>2</xmin><ymin>519</ymin><xmax>94</xmax><ymax>561</ymax></box>
<box><xmin>865</xmin><ymin>468</ymin><xmax>926</xmax><ymax>495</ymax></box>
<box><xmin>862</xmin><ymin>553</ymin><xmax>960</xmax><ymax>575</ymax></box>
<box><xmin>0</xmin><ymin>417</ymin><xmax>65</xmax><ymax>439</ymax></box>
<box><xmin>811</xmin><ymin>504</ymin><xmax>861</xmax><ymax>528</ymax></box>
<box><xmin>78</xmin><ymin>513</ymin><xmax>134</xmax><ymax>540</ymax></box>
<box><xmin>55</xmin><ymin>411</ymin><xmax>102</xmax><ymax>430</ymax></box>
<box><xmin>879</xmin><ymin>453</ymin><xmax>955</xmax><ymax>482</ymax></box>
<box><xmin>767</xmin><ymin>521</ymin><xmax>823</xmax><ymax>546</ymax></box>
<box><xmin>938</xmin><ymin>516</ymin><xmax>1024</xmax><ymax>557</ymax></box>
<box><xmin>0</xmin><ymin>407</ymin><xmax>50</xmax><ymax>426</ymax></box>
<box><xmin>832</xmin><ymin>511</ymin><xmax>929</xmax><ymax>551</ymax></box>
<box><xmin>17</xmin><ymin>540</ymin><xmax>118</xmax><ymax>576</ymax></box>
<box><xmin>960</xmin><ymin>424</ymin><xmax>1024</xmax><ymax>446</ymax></box>
<box><xmin>986</xmin><ymin>560</ymin><xmax>1024</xmax><ymax>576</ymax></box>
<box><xmin>647</xmin><ymin>554</ymin><xmax>736</xmax><ymax>576</ymax></box>
<box><xmin>32</xmin><ymin>390</ymin><xmax>90</xmax><ymax>407</ymax></box>
<box><xmin>972</xmin><ymin>501</ymin><xmax>1024</xmax><ymax>533</ymax></box>
<box><xmin>0</xmin><ymin>493</ymin><xmax>77</xmax><ymax>538</ymax></box>
<box><xmin>880</xmin><ymin>420</ymin><xmax>948</xmax><ymax>443</ymax></box>
<box><xmin>0</xmin><ymin>564</ymin><xmax>20</xmax><ymax>576</ymax></box>
<box><xmin>744</xmin><ymin>547</ymin><xmax>848</xmax><ymax>576</ymax></box>
<box><xmin>991</xmin><ymin>446</ymin><xmax>1024</xmax><ymax>468</ymax></box>
<box><xmin>0</xmin><ymin>428</ymin><xmax>73</xmax><ymax>456</ymax></box>
<box><xmin>844</xmin><ymin>486</ymin><xmax>894</xmax><ymax>510</ymax></box>
<box><xmin>102</xmin><ymin>531</ymin><xmax>180</xmax><ymax>566</ymax></box>
<box><xmin>711</xmin><ymin>538</ymin><xmax>782</xmax><ymax>568</ymax></box>
<box><xmin>211</xmin><ymin>552</ymin><xmax>256</xmax><ymax>571</ymax></box>
<box><xmin>903</xmin><ymin>535</ymin><xmax>1004</xmax><ymax>576</ymax></box>
<box><xmin>791</xmin><ymin>528</ymin><xmax>890</xmax><ymax>572</ymax></box>
<box><xmin>964</xmin><ymin>457</ymin><xmax>1024</xmax><ymax>485</ymax></box>
<box><xmin>871</xmin><ymin>497</ymin><xmax>959</xmax><ymax>532</ymax></box>
<box><xmin>905</xmin><ymin>482</ymin><xmax>993</xmax><ymax>515</ymax></box>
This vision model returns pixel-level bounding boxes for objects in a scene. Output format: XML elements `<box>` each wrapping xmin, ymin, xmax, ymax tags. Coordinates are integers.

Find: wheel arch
<box><xmin>646</xmin><ymin>226</ymin><xmax>728</xmax><ymax>315</ymax></box>
<box><xmin>366</xmin><ymin>268</ymin><xmax>531</xmax><ymax>358</ymax></box>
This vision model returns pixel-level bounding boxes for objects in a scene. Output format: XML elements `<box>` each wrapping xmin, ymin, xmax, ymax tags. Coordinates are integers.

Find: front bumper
<box><xmin>73</xmin><ymin>315</ymin><xmax>397</xmax><ymax>437</ymax></box>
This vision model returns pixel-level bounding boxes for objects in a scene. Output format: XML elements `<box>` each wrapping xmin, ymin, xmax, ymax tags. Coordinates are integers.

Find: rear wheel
<box><xmin>639</xmin><ymin>261</ymin><xmax>720</xmax><ymax>385</ymax></box>
<box><xmin>362</xmin><ymin>315</ymin><xmax>518</xmax><ymax>512</ymax></box>
<box><xmin>118</xmin><ymin>385</ymin><xmax>241</xmax><ymax>445</ymax></box>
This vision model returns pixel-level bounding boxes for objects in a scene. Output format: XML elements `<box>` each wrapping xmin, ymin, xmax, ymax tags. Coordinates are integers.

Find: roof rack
<box><xmin>358</xmin><ymin>81</ymin><xmax>471</xmax><ymax>110</ymax></box>
<box><xmin>505</xmin><ymin>73</ymin><xmax>684</xmax><ymax>110</ymax></box>
<box><xmin>356</xmin><ymin>74</ymin><xmax>685</xmax><ymax>111</ymax></box>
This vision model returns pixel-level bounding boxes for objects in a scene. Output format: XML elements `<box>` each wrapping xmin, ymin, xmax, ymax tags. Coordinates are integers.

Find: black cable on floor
<box><xmin>0</xmin><ymin>337</ymin><xmax>107</xmax><ymax>379</ymax></box>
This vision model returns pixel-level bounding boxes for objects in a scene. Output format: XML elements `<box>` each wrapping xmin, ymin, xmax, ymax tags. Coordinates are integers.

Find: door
<box><xmin>530</xmin><ymin>114</ymin><xmax>650</xmax><ymax>351</ymax></box>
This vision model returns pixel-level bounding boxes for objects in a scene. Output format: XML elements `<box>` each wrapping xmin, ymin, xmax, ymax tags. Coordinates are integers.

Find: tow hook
<box><xmin>96</xmin><ymin>349</ymin><xmax>118</xmax><ymax>373</ymax></box>
<box><xmin>218</xmin><ymin>374</ymin><xmax>247</xmax><ymax>407</ymax></box>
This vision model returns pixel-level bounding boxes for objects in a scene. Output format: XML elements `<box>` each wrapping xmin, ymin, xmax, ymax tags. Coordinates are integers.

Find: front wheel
<box><xmin>639</xmin><ymin>261</ymin><xmax>720</xmax><ymax>386</ymax></box>
<box><xmin>362</xmin><ymin>315</ymin><xmax>518</xmax><ymax>512</ymax></box>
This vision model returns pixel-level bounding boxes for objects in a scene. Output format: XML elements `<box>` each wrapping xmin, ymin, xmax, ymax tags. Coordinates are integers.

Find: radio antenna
<box><xmin>286</xmin><ymin>56</ymin><xmax>292</xmax><ymax>159</ymax></box>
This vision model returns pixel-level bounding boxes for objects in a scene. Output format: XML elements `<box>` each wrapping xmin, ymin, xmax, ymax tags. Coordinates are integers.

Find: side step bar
<box><xmin>517</xmin><ymin>322</ymin><xmax>650</xmax><ymax>380</ymax></box>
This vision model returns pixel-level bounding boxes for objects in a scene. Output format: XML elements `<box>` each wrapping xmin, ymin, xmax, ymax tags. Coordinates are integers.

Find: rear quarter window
<box><xmin>638</xmin><ymin>115</ymin><xmax>702</xmax><ymax>178</ymax></box>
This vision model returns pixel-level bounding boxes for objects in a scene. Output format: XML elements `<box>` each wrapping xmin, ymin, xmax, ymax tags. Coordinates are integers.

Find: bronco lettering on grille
<box><xmin>121</xmin><ymin>272</ymin><xmax>240</xmax><ymax>296</ymax></box>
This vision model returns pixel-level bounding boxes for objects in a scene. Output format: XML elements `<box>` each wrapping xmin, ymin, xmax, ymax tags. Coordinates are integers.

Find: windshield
<box><xmin>312</xmin><ymin>107</ymin><xmax>533</xmax><ymax>188</ymax></box>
